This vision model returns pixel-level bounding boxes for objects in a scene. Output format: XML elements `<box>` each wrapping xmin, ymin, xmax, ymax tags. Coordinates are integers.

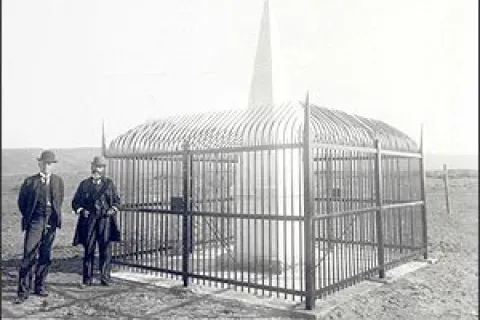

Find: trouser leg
<box><xmin>98</xmin><ymin>238</ymin><xmax>112</xmax><ymax>283</ymax></box>
<box><xmin>18</xmin><ymin>218</ymin><xmax>44</xmax><ymax>297</ymax></box>
<box><xmin>83</xmin><ymin>220</ymin><xmax>97</xmax><ymax>284</ymax></box>
<box><xmin>34</xmin><ymin>225</ymin><xmax>56</xmax><ymax>290</ymax></box>
<box><xmin>97</xmin><ymin>217</ymin><xmax>112</xmax><ymax>283</ymax></box>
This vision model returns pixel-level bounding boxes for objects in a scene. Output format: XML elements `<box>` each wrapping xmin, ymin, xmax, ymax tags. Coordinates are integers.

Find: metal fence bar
<box><xmin>282</xmin><ymin>147</ymin><xmax>287</xmax><ymax>299</ymax></box>
<box><xmin>419</xmin><ymin>126</ymin><xmax>428</xmax><ymax>259</ymax></box>
<box><xmin>182</xmin><ymin>141</ymin><xmax>191</xmax><ymax>286</ymax></box>
<box><xmin>374</xmin><ymin>139</ymin><xmax>385</xmax><ymax>279</ymax></box>
<box><xmin>303</xmin><ymin>95</ymin><xmax>315</xmax><ymax>309</ymax></box>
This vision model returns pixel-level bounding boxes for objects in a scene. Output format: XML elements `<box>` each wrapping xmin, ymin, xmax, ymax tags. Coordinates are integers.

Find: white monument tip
<box><xmin>248</xmin><ymin>0</ymin><xmax>291</xmax><ymax>109</ymax></box>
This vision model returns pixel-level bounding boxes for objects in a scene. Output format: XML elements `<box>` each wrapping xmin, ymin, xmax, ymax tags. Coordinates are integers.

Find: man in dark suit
<box><xmin>72</xmin><ymin>156</ymin><xmax>121</xmax><ymax>287</ymax></box>
<box><xmin>15</xmin><ymin>150</ymin><xmax>65</xmax><ymax>304</ymax></box>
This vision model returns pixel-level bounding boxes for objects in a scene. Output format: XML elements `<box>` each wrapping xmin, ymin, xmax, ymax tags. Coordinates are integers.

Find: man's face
<box><xmin>38</xmin><ymin>161</ymin><xmax>54</xmax><ymax>175</ymax></box>
<box><xmin>91</xmin><ymin>165</ymin><xmax>106</xmax><ymax>179</ymax></box>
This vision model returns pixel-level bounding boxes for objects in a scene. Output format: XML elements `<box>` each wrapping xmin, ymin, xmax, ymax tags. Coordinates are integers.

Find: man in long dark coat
<box><xmin>15</xmin><ymin>150</ymin><xmax>64</xmax><ymax>304</ymax></box>
<box><xmin>72</xmin><ymin>156</ymin><xmax>121</xmax><ymax>286</ymax></box>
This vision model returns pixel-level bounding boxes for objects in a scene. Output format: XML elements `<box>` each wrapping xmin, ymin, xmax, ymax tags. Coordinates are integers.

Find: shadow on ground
<box><xmin>1</xmin><ymin>254</ymin><xmax>306</xmax><ymax>319</ymax></box>
<box><xmin>1</xmin><ymin>254</ymin><xmax>83</xmax><ymax>302</ymax></box>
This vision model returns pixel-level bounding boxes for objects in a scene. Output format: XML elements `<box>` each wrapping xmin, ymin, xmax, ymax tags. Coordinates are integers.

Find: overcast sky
<box><xmin>2</xmin><ymin>0</ymin><xmax>478</xmax><ymax>154</ymax></box>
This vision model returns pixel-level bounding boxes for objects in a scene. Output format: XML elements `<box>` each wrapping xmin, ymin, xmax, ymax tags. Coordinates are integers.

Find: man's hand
<box><xmin>82</xmin><ymin>209</ymin><xmax>90</xmax><ymax>218</ymax></box>
<box><xmin>105</xmin><ymin>208</ymin><xmax>116</xmax><ymax>216</ymax></box>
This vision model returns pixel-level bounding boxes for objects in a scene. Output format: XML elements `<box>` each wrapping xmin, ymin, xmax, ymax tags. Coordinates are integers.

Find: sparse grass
<box><xmin>426</xmin><ymin>169</ymin><xmax>478</xmax><ymax>179</ymax></box>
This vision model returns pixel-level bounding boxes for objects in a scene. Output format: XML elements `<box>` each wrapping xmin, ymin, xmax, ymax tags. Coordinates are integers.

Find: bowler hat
<box><xmin>91</xmin><ymin>156</ymin><xmax>107</xmax><ymax>167</ymax></box>
<box><xmin>37</xmin><ymin>150</ymin><xmax>58</xmax><ymax>163</ymax></box>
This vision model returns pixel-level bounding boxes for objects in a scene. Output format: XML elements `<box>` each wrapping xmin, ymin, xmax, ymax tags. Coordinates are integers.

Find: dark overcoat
<box><xmin>17</xmin><ymin>173</ymin><xmax>64</xmax><ymax>231</ymax></box>
<box><xmin>72</xmin><ymin>176</ymin><xmax>121</xmax><ymax>246</ymax></box>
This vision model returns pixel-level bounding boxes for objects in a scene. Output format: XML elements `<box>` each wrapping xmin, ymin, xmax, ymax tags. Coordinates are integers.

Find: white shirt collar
<box><xmin>91</xmin><ymin>176</ymin><xmax>102</xmax><ymax>184</ymax></box>
<box><xmin>39</xmin><ymin>172</ymin><xmax>51</xmax><ymax>184</ymax></box>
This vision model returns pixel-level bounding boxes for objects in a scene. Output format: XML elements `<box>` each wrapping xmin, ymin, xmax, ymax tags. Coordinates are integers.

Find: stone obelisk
<box><xmin>247</xmin><ymin>0</ymin><xmax>273</xmax><ymax>109</ymax></box>
<box><xmin>235</xmin><ymin>0</ymin><xmax>301</xmax><ymax>274</ymax></box>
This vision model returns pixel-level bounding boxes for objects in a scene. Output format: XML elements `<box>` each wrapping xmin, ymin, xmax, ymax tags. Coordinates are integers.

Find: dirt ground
<box><xmin>1</xmin><ymin>174</ymin><xmax>478</xmax><ymax>319</ymax></box>
<box><xmin>323</xmin><ymin>177</ymin><xmax>478</xmax><ymax>319</ymax></box>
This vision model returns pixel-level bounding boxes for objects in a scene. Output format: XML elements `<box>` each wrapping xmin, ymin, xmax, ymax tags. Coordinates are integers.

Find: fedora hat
<box><xmin>91</xmin><ymin>156</ymin><xmax>107</xmax><ymax>167</ymax></box>
<box><xmin>37</xmin><ymin>150</ymin><xmax>58</xmax><ymax>163</ymax></box>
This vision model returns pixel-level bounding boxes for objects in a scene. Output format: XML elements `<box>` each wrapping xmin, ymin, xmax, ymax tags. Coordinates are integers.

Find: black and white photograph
<box><xmin>2</xmin><ymin>0</ymin><xmax>478</xmax><ymax>318</ymax></box>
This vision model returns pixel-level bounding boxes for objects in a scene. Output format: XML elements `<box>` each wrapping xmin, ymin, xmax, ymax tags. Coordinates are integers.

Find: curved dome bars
<box><xmin>254</xmin><ymin>105</ymin><xmax>278</xmax><ymax>145</ymax></box>
<box><xmin>284</xmin><ymin>103</ymin><xmax>303</xmax><ymax>144</ymax></box>
<box><xmin>122</xmin><ymin>122</ymin><xmax>147</xmax><ymax>154</ymax></box>
<box><xmin>269</xmin><ymin>103</ymin><xmax>296</xmax><ymax>145</ymax></box>
<box><xmin>341</xmin><ymin>110</ymin><xmax>374</xmax><ymax>147</ymax></box>
<box><xmin>198</xmin><ymin>111</ymin><xmax>231</xmax><ymax>149</ymax></box>
<box><xmin>241</xmin><ymin>105</ymin><xmax>269</xmax><ymax>146</ymax></box>
<box><xmin>107</xmin><ymin>103</ymin><xmax>418</xmax><ymax>156</ymax></box>
<box><xmin>136</xmin><ymin>121</ymin><xmax>158</xmax><ymax>154</ymax></box>
<box><xmin>309</xmin><ymin>106</ymin><xmax>333</xmax><ymax>145</ymax></box>
<box><xmin>332</xmin><ymin>109</ymin><xmax>364</xmax><ymax>146</ymax></box>
<box><xmin>237</xmin><ymin>105</ymin><xmax>262</xmax><ymax>146</ymax></box>
<box><xmin>147</xmin><ymin>119</ymin><xmax>168</xmax><ymax>152</ymax></box>
<box><xmin>255</xmin><ymin>103</ymin><xmax>298</xmax><ymax>146</ymax></box>
<box><xmin>215</xmin><ymin>108</ymin><xmax>245</xmax><ymax>148</ymax></box>
<box><xmin>359</xmin><ymin>116</ymin><xmax>417</xmax><ymax>151</ymax></box>
<box><xmin>170</xmin><ymin>114</ymin><xmax>193</xmax><ymax>150</ymax></box>
<box><xmin>185</xmin><ymin>111</ymin><xmax>215</xmax><ymax>149</ymax></box>
<box><xmin>109</xmin><ymin>123</ymin><xmax>140</xmax><ymax>155</ymax></box>
<box><xmin>145</xmin><ymin>121</ymin><xmax>164</xmax><ymax>153</ymax></box>
<box><xmin>258</xmin><ymin>104</ymin><xmax>290</xmax><ymax>145</ymax></box>
<box><xmin>149</xmin><ymin>121</ymin><xmax>169</xmax><ymax>153</ymax></box>
<box><xmin>108</xmin><ymin>129</ymin><xmax>127</xmax><ymax>155</ymax></box>
<box><xmin>159</xmin><ymin>114</ymin><xmax>186</xmax><ymax>150</ymax></box>
<box><xmin>310</xmin><ymin>106</ymin><xmax>339</xmax><ymax>145</ymax></box>
<box><xmin>322</xmin><ymin>108</ymin><xmax>351</xmax><ymax>145</ymax></box>
<box><xmin>264</xmin><ymin>104</ymin><xmax>286</xmax><ymax>145</ymax></box>
<box><xmin>325</xmin><ymin>108</ymin><xmax>356</xmax><ymax>146</ymax></box>
<box><xmin>378</xmin><ymin>119</ymin><xmax>417</xmax><ymax>151</ymax></box>
<box><xmin>230</xmin><ymin>108</ymin><xmax>255</xmax><ymax>147</ymax></box>
<box><xmin>349</xmin><ymin>113</ymin><xmax>376</xmax><ymax>147</ymax></box>
<box><xmin>307</xmin><ymin>105</ymin><xmax>418</xmax><ymax>152</ymax></box>
<box><xmin>201</xmin><ymin>110</ymin><xmax>240</xmax><ymax>149</ymax></box>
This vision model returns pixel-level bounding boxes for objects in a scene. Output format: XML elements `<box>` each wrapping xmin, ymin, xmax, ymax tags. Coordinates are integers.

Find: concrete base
<box><xmin>217</xmin><ymin>252</ymin><xmax>284</xmax><ymax>274</ymax></box>
<box><xmin>415</xmin><ymin>257</ymin><xmax>439</xmax><ymax>264</ymax></box>
<box><xmin>112</xmin><ymin>259</ymin><xmax>433</xmax><ymax>319</ymax></box>
<box><xmin>369</xmin><ymin>260</ymin><xmax>431</xmax><ymax>284</ymax></box>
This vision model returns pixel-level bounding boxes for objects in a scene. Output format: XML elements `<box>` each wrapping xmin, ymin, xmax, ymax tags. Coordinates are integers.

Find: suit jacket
<box><xmin>17</xmin><ymin>173</ymin><xmax>64</xmax><ymax>231</ymax></box>
<box><xmin>72</xmin><ymin>176</ymin><xmax>121</xmax><ymax>246</ymax></box>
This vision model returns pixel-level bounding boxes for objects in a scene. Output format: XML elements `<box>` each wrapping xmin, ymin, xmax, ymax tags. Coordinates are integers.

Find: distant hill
<box><xmin>425</xmin><ymin>153</ymin><xmax>477</xmax><ymax>170</ymax></box>
<box><xmin>2</xmin><ymin>148</ymin><xmax>477</xmax><ymax>176</ymax></box>
<box><xmin>2</xmin><ymin>148</ymin><xmax>101</xmax><ymax>176</ymax></box>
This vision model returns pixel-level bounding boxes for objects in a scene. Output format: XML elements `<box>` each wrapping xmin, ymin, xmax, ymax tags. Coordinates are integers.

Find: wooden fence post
<box><xmin>443</xmin><ymin>164</ymin><xmax>450</xmax><ymax>214</ymax></box>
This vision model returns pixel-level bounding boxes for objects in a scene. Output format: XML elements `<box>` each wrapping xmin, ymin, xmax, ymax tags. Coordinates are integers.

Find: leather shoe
<box><xmin>34</xmin><ymin>288</ymin><xmax>49</xmax><ymax>297</ymax></box>
<box><xmin>14</xmin><ymin>296</ymin><xmax>27</xmax><ymax>304</ymax></box>
<box><xmin>79</xmin><ymin>281</ymin><xmax>92</xmax><ymax>288</ymax></box>
<box><xmin>100</xmin><ymin>281</ymin><xmax>110</xmax><ymax>287</ymax></box>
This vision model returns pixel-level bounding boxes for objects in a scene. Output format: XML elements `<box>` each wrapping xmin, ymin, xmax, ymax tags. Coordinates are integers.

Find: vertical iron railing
<box><xmin>182</xmin><ymin>141</ymin><xmax>191</xmax><ymax>286</ymax></box>
<box><xmin>303</xmin><ymin>93</ymin><xmax>315</xmax><ymax>309</ymax></box>
<box><xmin>419</xmin><ymin>125</ymin><xmax>428</xmax><ymax>259</ymax></box>
<box><xmin>374</xmin><ymin>139</ymin><xmax>385</xmax><ymax>278</ymax></box>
